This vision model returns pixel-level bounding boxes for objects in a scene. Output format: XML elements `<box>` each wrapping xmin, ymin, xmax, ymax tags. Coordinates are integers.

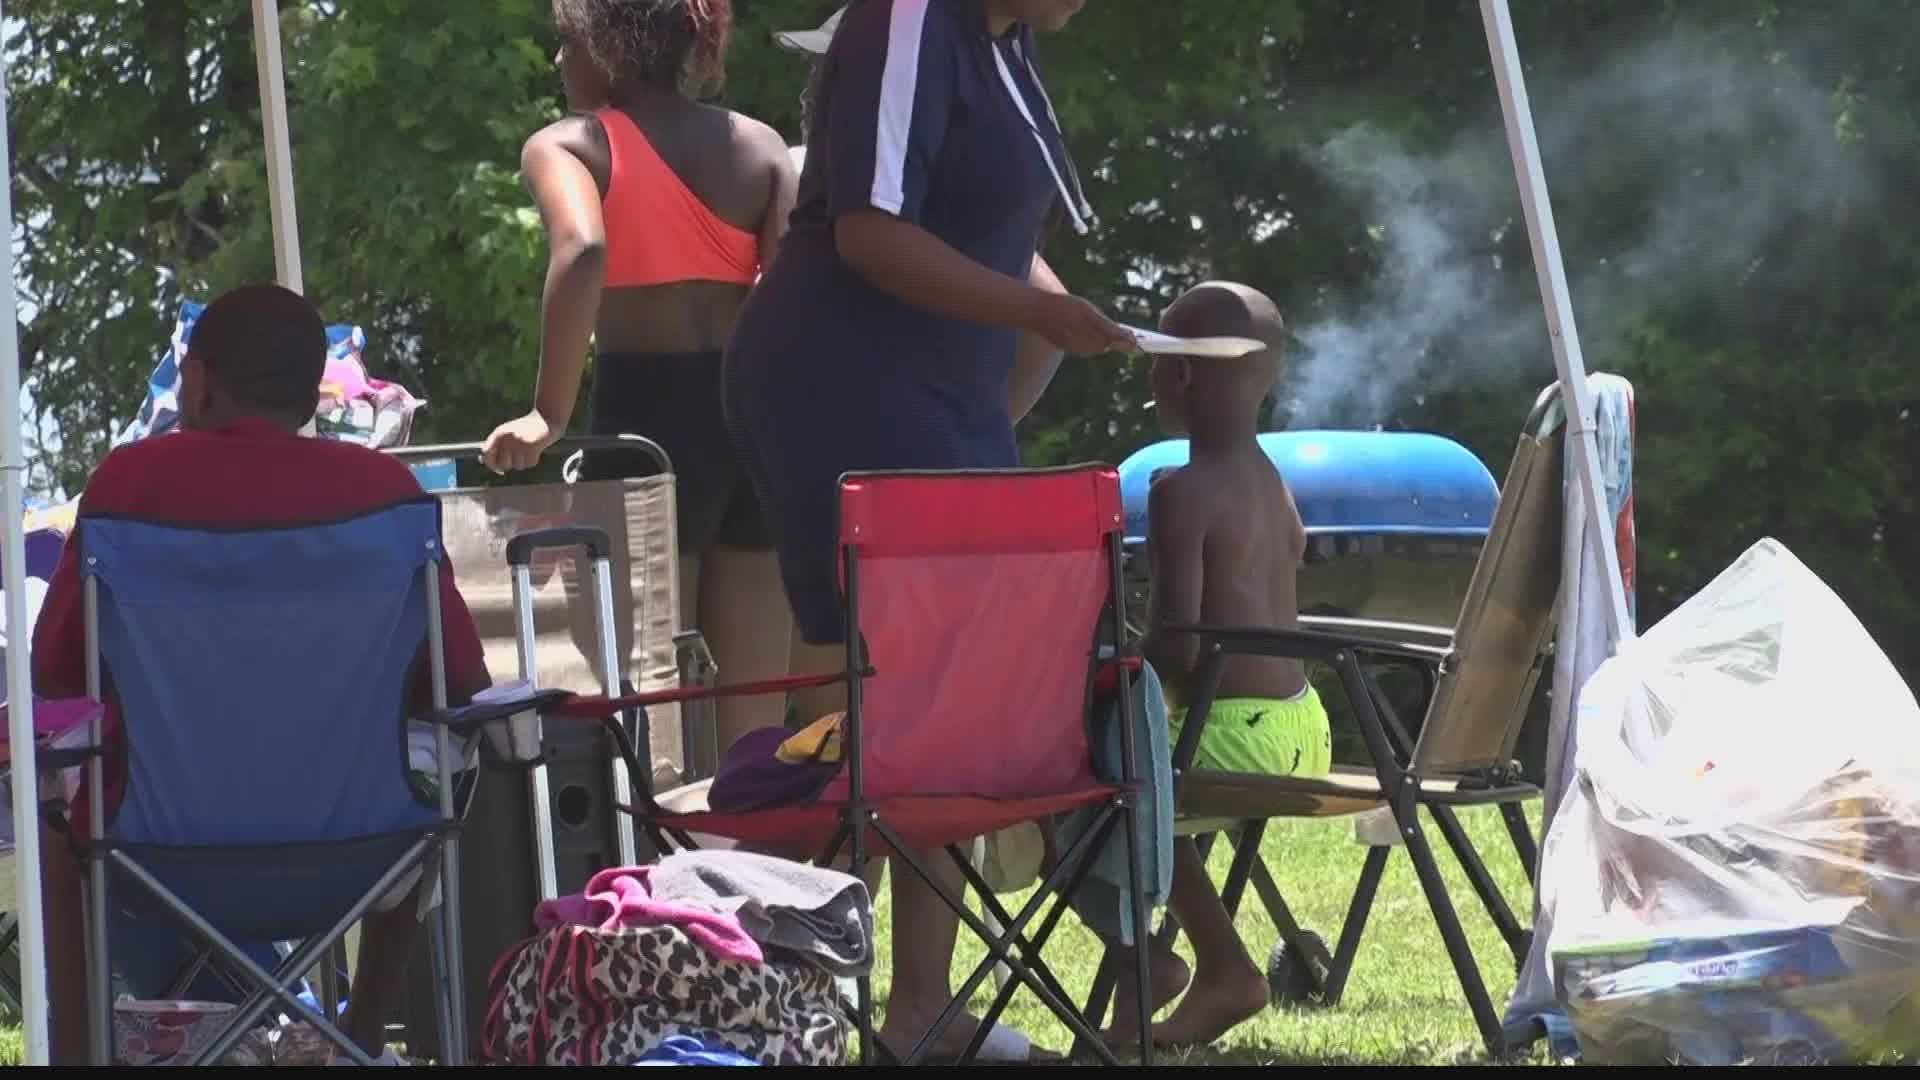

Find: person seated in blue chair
<box><xmin>32</xmin><ymin>283</ymin><xmax>492</xmax><ymax>1064</ymax></box>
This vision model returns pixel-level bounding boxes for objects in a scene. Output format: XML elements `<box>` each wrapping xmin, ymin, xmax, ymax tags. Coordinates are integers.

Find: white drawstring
<box><xmin>1020</xmin><ymin>49</ymin><xmax>1094</xmax><ymax>224</ymax></box>
<box><xmin>990</xmin><ymin>43</ymin><xmax>1092</xmax><ymax>235</ymax></box>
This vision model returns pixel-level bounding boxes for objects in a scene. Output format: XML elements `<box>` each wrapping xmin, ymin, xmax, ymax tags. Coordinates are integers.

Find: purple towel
<box><xmin>706</xmin><ymin>726</ymin><xmax>841</xmax><ymax>813</ymax></box>
<box><xmin>532</xmin><ymin>865</ymin><xmax>764</xmax><ymax>967</ymax></box>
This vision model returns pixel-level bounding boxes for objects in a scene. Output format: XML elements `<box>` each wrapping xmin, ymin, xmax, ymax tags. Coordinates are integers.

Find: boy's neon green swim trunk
<box><xmin>1168</xmin><ymin>685</ymin><xmax>1333</xmax><ymax>778</ymax></box>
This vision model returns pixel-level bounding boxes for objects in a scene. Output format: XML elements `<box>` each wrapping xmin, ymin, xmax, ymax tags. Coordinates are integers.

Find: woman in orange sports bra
<box><xmin>483</xmin><ymin>0</ymin><xmax>799</xmax><ymax>755</ymax></box>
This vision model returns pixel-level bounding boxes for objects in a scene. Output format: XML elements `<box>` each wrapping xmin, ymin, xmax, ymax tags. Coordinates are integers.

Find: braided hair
<box><xmin>552</xmin><ymin>0</ymin><xmax>732</xmax><ymax>97</ymax></box>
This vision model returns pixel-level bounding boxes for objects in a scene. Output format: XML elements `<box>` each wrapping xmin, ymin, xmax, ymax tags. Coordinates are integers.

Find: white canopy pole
<box><xmin>0</xmin><ymin>0</ymin><xmax>53</xmax><ymax>1060</ymax></box>
<box><xmin>1479</xmin><ymin>0</ymin><xmax>1636</xmax><ymax>1048</ymax></box>
<box><xmin>1478</xmin><ymin>0</ymin><xmax>1632</xmax><ymax>641</ymax></box>
<box><xmin>251</xmin><ymin>0</ymin><xmax>304</xmax><ymax>293</ymax></box>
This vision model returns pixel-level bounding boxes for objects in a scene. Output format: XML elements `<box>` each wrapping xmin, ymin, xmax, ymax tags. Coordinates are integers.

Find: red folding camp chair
<box><xmin>531</xmin><ymin>466</ymin><xmax>1156</xmax><ymax>1065</ymax></box>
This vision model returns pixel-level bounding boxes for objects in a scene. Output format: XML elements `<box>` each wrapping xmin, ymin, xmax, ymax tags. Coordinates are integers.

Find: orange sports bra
<box><xmin>595</xmin><ymin>107</ymin><xmax>760</xmax><ymax>288</ymax></box>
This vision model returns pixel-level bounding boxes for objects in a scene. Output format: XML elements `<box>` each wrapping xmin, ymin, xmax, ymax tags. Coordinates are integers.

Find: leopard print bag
<box><xmin>481</xmin><ymin>922</ymin><xmax>851</xmax><ymax>1066</ymax></box>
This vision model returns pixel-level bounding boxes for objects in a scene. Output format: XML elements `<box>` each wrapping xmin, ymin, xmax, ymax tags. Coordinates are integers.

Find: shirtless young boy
<box><xmin>1108</xmin><ymin>281</ymin><xmax>1334</xmax><ymax>1048</ymax></box>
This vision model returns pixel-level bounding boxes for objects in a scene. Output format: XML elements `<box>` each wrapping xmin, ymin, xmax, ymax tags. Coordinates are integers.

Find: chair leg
<box><xmin>108</xmin><ymin>845</ymin><xmax>431</xmax><ymax>1067</ymax></box>
<box><xmin>428</xmin><ymin>914</ymin><xmax>455</xmax><ymax>1064</ymax></box>
<box><xmin>955</xmin><ymin>836</ymin><xmax>1116</xmax><ymax>1056</ymax></box>
<box><xmin>1430</xmin><ymin>804</ymin><xmax>1529</xmax><ymax>965</ymax></box>
<box><xmin>983</xmin><ymin>906</ymin><xmax>1013</xmax><ymax>994</ymax></box>
<box><xmin>875</xmin><ymin>815</ymin><xmax>1120</xmax><ymax>1066</ymax></box>
<box><xmin>87</xmin><ymin>855</ymin><xmax>113</xmax><ymax>1066</ymax></box>
<box><xmin>962</xmin><ymin>862</ymin><xmax>1105</xmax><ymax>1063</ymax></box>
<box><xmin>0</xmin><ymin>914</ymin><xmax>20</xmax><ymax>1018</ymax></box>
<box><xmin>319</xmin><ymin>941</ymin><xmax>343</xmax><ymax>1028</ymax></box>
<box><xmin>1324</xmin><ymin>845</ymin><xmax>1390</xmax><ymax>1005</ymax></box>
<box><xmin>1233</xmin><ymin>822</ymin><xmax>1340</xmax><ymax>1007</ymax></box>
<box><xmin>1080</xmin><ymin>949</ymin><xmax>1119</xmax><ymax>1049</ymax></box>
<box><xmin>972</xmin><ymin>836</ymin><xmax>1013</xmax><ymax>994</ymax></box>
<box><xmin>1399</xmin><ymin>809</ymin><xmax>1506</xmax><ymax>1057</ymax></box>
<box><xmin>843</xmin><ymin>813</ymin><xmax>876</xmax><ymax>1068</ymax></box>
<box><xmin>184</xmin><ymin>932</ymin><xmax>374</xmax><ymax>1067</ymax></box>
<box><xmin>1219</xmin><ymin>821</ymin><xmax>1264</xmax><ymax>918</ymax></box>
<box><xmin>1118</xmin><ymin>791</ymin><xmax>1155</xmax><ymax>1067</ymax></box>
<box><xmin>1248</xmin><ymin>856</ymin><xmax>1332</xmax><ymax>997</ymax></box>
<box><xmin>1501</xmin><ymin>800</ymin><xmax>1539</xmax><ymax>887</ymax></box>
<box><xmin>162</xmin><ymin>947</ymin><xmax>216</xmax><ymax>1000</ymax></box>
<box><xmin>1333</xmin><ymin>645</ymin><xmax>1502</xmax><ymax>1049</ymax></box>
<box><xmin>439</xmin><ymin>834</ymin><xmax>468</xmax><ymax>1067</ymax></box>
<box><xmin>213</xmin><ymin>936</ymin><xmax>323</xmax><ymax>1056</ymax></box>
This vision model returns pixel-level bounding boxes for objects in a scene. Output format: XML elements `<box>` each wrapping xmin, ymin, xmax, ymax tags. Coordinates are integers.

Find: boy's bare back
<box><xmin>1148</xmin><ymin>452</ymin><xmax>1309</xmax><ymax>703</ymax></box>
<box><xmin>1143</xmin><ymin>281</ymin><xmax>1310</xmax><ymax>704</ymax></box>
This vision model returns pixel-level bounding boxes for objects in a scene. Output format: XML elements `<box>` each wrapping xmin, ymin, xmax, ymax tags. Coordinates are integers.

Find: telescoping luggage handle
<box><xmin>506</xmin><ymin>524</ymin><xmax>641</xmax><ymax>900</ymax></box>
<box><xmin>506</xmin><ymin>527</ymin><xmax>612</xmax><ymax>566</ymax></box>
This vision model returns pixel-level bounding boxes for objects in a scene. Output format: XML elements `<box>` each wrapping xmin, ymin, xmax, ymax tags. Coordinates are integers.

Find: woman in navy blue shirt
<box><xmin>724</xmin><ymin>0</ymin><xmax>1131</xmax><ymax>1060</ymax></box>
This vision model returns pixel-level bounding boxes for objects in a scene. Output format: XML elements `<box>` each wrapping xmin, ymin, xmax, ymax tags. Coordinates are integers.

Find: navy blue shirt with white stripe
<box><xmin>732</xmin><ymin>0</ymin><xmax>1082</xmax><ymax>413</ymax></box>
<box><xmin>723</xmin><ymin>0</ymin><xmax>1091</xmax><ymax>643</ymax></box>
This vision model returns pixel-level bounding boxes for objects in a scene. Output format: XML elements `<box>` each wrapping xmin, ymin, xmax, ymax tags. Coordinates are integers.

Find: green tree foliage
<box><xmin>7</xmin><ymin>0</ymin><xmax>1919</xmax><ymax>678</ymax></box>
<box><xmin>7</xmin><ymin>0</ymin><xmax>557</xmax><ymax>495</ymax></box>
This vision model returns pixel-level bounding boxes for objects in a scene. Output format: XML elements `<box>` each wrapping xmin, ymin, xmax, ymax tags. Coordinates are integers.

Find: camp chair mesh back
<box><xmin>834</xmin><ymin>466</ymin><xmax>1148</xmax><ymax>1065</ymax></box>
<box><xmin>1413</xmin><ymin>408</ymin><xmax>1566</xmax><ymax>777</ymax></box>
<box><xmin>830</xmin><ymin>467</ymin><xmax>1120</xmax><ymax>805</ymax></box>
<box><xmin>79</xmin><ymin>500</ymin><xmax>466</xmax><ymax>1065</ymax></box>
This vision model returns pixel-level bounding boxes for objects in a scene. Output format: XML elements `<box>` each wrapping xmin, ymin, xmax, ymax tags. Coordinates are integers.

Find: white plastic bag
<box><xmin>1539</xmin><ymin>539</ymin><xmax>1920</xmax><ymax>1065</ymax></box>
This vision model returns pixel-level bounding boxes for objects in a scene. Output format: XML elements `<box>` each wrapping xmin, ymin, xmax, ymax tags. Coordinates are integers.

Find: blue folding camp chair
<box><xmin>74</xmin><ymin>499</ymin><xmax>472</xmax><ymax>1065</ymax></box>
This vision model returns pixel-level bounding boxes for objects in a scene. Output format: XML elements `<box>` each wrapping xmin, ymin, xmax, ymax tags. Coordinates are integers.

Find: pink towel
<box><xmin>0</xmin><ymin>697</ymin><xmax>101</xmax><ymax>742</ymax></box>
<box><xmin>531</xmin><ymin>865</ymin><xmax>763</xmax><ymax>967</ymax></box>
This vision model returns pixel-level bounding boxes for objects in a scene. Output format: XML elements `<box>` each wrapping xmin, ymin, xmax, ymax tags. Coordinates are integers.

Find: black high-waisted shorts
<box><xmin>579</xmin><ymin>350</ymin><xmax>770</xmax><ymax>554</ymax></box>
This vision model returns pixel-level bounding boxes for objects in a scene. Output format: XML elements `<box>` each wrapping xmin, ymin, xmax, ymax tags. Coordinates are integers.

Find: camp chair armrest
<box><xmin>0</xmin><ymin>740</ymin><xmax>99</xmax><ymax>771</ymax></box>
<box><xmin>34</xmin><ymin>745</ymin><xmax>98</xmax><ymax>771</ymax></box>
<box><xmin>429</xmin><ymin>688</ymin><xmax>574</xmax><ymax>735</ymax></box>
<box><xmin>1166</xmin><ymin>623</ymin><xmax>1450</xmax><ymax>666</ymax></box>
<box><xmin>539</xmin><ymin>670</ymin><xmax>872</xmax><ymax>817</ymax></box>
<box><xmin>1298</xmin><ymin>613</ymin><xmax>1456</xmax><ymax>653</ymax></box>
<box><xmin>544</xmin><ymin>669</ymin><xmax>866</xmax><ymax>720</ymax></box>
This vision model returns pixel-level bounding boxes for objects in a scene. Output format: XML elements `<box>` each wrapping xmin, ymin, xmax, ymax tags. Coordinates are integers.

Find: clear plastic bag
<box><xmin>1539</xmin><ymin>539</ymin><xmax>1920</xmax><ymax>1065</ymax></box>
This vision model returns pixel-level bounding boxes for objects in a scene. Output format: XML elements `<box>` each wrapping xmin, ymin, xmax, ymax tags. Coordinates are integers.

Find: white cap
<box><xmin>774</xmin><ymin>6</ymin><xmax>844</xmax><ymax>56</ymax></box>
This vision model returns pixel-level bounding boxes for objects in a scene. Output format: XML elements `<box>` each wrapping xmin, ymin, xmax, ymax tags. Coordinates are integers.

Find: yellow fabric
<box><xmin>777</xmin><ymin>712</ymin><xmax>844</xmax><ymax>765</ymax></box>
<box><xmin>1170</xmin><ymin>688</ymin><xmax>1333</xmax><ymax>778</ymax></box>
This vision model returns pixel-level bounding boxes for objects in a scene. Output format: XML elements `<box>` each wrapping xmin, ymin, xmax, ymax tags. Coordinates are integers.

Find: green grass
<box><xmin>0</xmin><ymin>808</ymin><xmax>1538</xmax><ymax>1067</ymax></box>
<box><xmin>10</xmin><ymin>804</ymin><xmax>1912</xmax><ymax>1067</ymax></box>
<box><xmin>868</xmin><ymin>805</ymin><xmax>1547</xmax><ymax>1066</ymax></box>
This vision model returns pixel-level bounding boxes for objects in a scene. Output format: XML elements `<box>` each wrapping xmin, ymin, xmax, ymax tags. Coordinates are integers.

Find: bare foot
<box><xmin>1103</xmin><ymin>949</ymin><xmax>1191</xmax><ymax>1046</ymax></box>
<box><xmin>1146</xmin><ymin>963</ymin><xmax>1268</xmax><ymax>1049</ymax></box>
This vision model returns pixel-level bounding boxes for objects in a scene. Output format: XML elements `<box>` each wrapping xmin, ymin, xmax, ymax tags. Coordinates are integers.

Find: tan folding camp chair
<box><xmin>395</xmin><ymin>436</ymin><xmax>697</xmax><ymax>866</ymax></box>
<box><xmin>1085</xmin><ymin>391</ymin><xmax>1566</xmax><ymax>1058</ymax></box>
<box><xmin>388</xmin><ymin>435</ymin><xmax>702</xmax><ymax>1059</ymax></box>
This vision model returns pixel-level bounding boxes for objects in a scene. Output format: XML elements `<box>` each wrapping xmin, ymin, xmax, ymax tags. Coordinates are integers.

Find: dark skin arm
<box><xmin>755</xmin><ymin>125</ymin><xmax>800</xmax><ymax>272</ymax></box>
<box><xmin>834</xmin><ymin>210</ymin><xmax>1134</xmax><ymax>356</ymax></box>
<box><xmin>1142</xmin><ymin>471</ymin><xmax>1208</xmax><ymax>694</ymax></box>
<box><xmin>1008</xmin><ymin>254</ymin><xmax>1068</xmax><ymax>424</ymax></box>
<box><xmin>482</xmin><ymin>117</ymin><xmax>607</xmax><ymax>473</ymax></box>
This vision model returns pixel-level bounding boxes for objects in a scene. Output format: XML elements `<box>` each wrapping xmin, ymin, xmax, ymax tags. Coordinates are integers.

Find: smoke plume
<box><xmin>1283</xmin><ymin>30</ymin><xmax>1873</xmax><ymax>427</ymax></box>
